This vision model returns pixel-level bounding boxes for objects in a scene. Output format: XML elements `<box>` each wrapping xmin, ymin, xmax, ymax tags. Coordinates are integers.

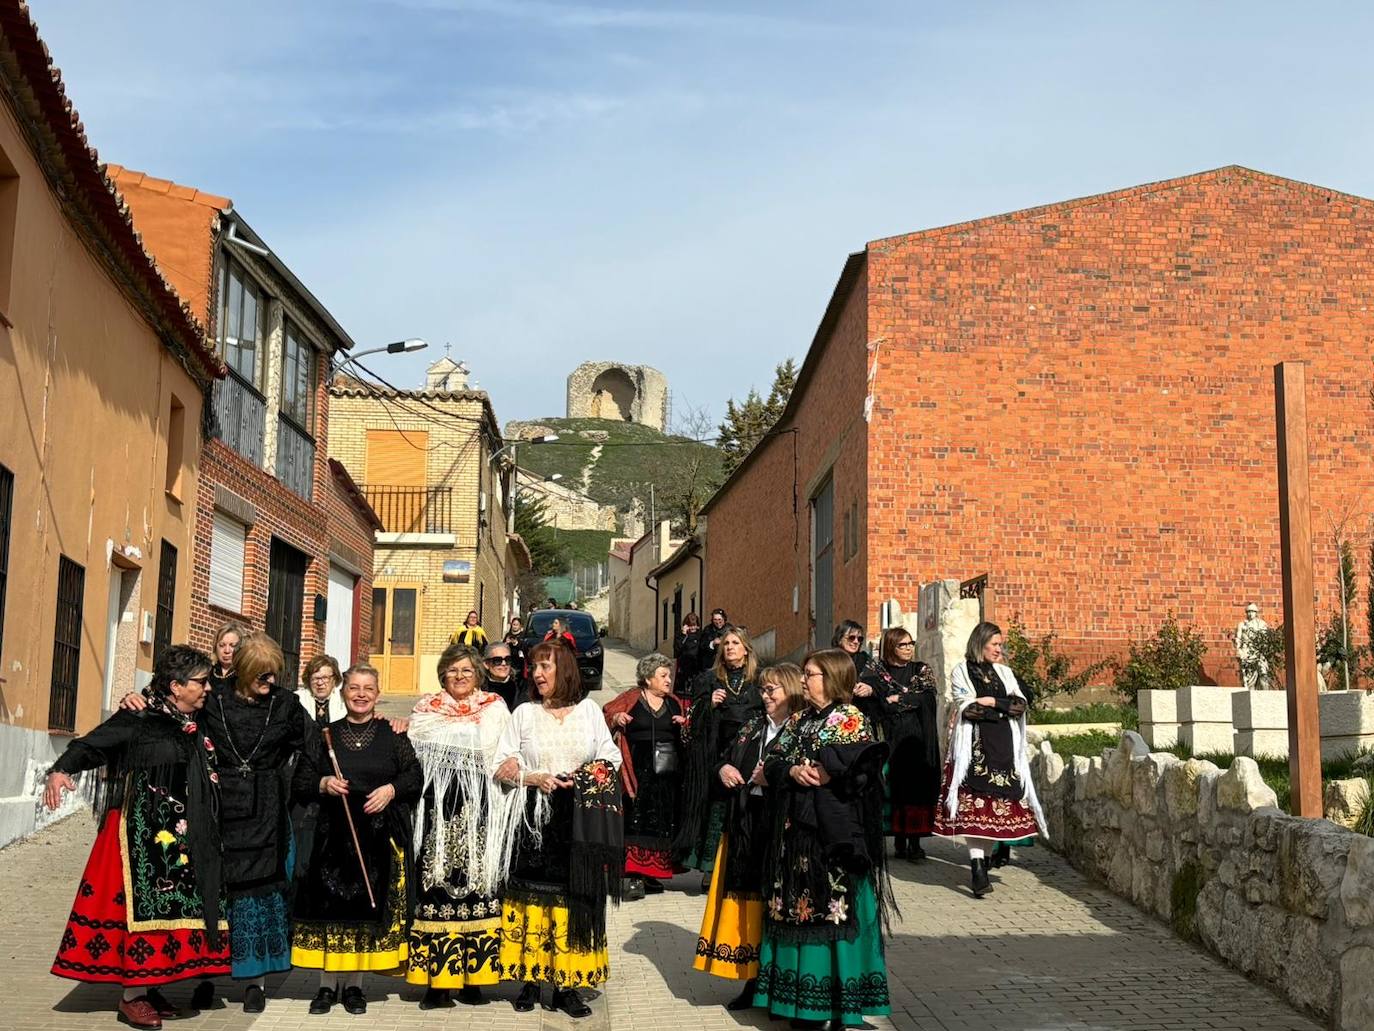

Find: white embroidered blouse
<box><xmin>493</xmin><ymin>697</ymin><xmax>621</xmax><ymax>777</ymax></box>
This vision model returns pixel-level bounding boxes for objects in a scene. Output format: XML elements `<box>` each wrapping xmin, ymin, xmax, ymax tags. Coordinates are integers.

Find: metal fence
<box><xmin>571</xmin><ymin>559</ymin><xmax>609</xmax><ymax>600</ymax></box>
<box><xmin>363</xmin><ymin>485</ymin><xmax>454</xmax><ymax>534</ymax></box>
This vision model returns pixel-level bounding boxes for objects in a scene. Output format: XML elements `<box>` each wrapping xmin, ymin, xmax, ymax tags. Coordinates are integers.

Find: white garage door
<box><xmin>325</xmin><ymin>564</ymin><xmax>356</xmax><ymax>665</ymax></box>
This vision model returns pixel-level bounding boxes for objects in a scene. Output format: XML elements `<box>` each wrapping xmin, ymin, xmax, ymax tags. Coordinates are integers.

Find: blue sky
<box><xmin>28</xmin><ymin>1</ymin><xmax>1374</xmax><ymax>427</ymax></box>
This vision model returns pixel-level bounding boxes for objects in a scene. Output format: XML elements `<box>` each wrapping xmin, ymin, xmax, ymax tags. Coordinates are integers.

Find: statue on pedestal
<box><xmin>1234</xmin><ymin>602</ymin><xmax>1273</xmax><ymax>690</ymax></box>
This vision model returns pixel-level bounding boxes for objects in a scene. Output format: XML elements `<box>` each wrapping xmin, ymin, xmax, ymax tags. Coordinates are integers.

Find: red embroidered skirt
<box><xmin>933</xmin><ymin>762</ymin><xmax>1038</xmax><ymax>841</ymax></box>
<box><xmin>891</xmin><ymin>804</ymin><xmax>935</xmax><ymax>835</ymax></box>
<box><xmin>625</xmin><ymin>843</ymin><xmax>679</xmax><ymax>879</ymax></box>
<box><xmin>51</xmin><ymin>810</ymin><xmax>230</xmax><ymax>987</ymax></box>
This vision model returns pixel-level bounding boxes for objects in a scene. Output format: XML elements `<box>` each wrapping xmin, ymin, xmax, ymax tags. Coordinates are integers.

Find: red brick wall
<box><xmin>704</xmin><ymin>259</ymin><xmax>871</xmax><ymax>659</ymax></box>
<box><xmin>865</xmin><ymin>167</ymin><xmax>1374</xmax><ymax>681</ymax></box>
<box><xmin>325</xmin><ymin>471</ymin><xmax>376</xmax><ymax>666</ymax></box>
<box><xmin>190</xmin><ymin>350</ymin><xmax>335</xmax><ymax>679</ymax></box>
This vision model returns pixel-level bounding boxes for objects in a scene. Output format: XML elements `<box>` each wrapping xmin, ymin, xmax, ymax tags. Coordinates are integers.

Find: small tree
<box><xmin>717</xmin><ymin>359</ymin><xmax>797</xmax><ymax>476</ymax></box>
<box><xmin>1005</xmin><ymin>619</ymin><xmax>1112</xmax><ymax>712</ymax></box>
<box><xmin>1114</xmin><ymin>613</ymin><xmax>1208</xmax><ymax>705</ymax></box>
<box><xmin>661</xmin><ymin>402</ymin><xmax>725</xmax><ymax>534</ymax></box>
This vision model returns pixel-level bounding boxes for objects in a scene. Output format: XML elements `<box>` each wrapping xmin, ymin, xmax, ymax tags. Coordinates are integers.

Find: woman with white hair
<box><xmin>934</xmin><ymin>621</ymin><xmax>1046</xmax><ymax>898</ymax></box>
<box><xmin>604</xmin><ymin>652</ymin><xmax>688</xmax><ymax>898</ymax></box>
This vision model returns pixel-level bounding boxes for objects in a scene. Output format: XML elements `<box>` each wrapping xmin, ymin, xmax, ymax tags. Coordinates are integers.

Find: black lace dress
<box><xmin>622</xmin><ymin>695</ymin><xmax>685</xmax><ymax>879</ymax></box>
<box><xmin>678</xmin><ymin>666</ymin><xmax>762</xmax><ymax>872</ymax></box>
<box><xmin>290</xmin><ymin>719</ymin><xmax>422</xmax><ymax>969</ymax></box>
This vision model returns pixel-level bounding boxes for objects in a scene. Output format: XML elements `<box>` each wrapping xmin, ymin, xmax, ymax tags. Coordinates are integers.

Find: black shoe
<box><xmin>513</xmin><ymin>982</ymin><xmax>539</xmax><ymax>1012</ymax></box>
<box><xmin>189</xmin><ymin>980</ymin><xmax>215</xmax><ymax>1011</ymax></box>
<box><xmin>893</xmin><ymin>835</ymin><xmax>908</xmax><ymax>859</ymax></box>
<box><xmin>143</xmin><ymin>988</ymin><xmax>180</xmax><ymax>1020</ymax></box>
<box><xmin>624</xmin><ymin>876</ymin><xmax>646</xmax><ymax>901</ymax></box>
<box><xmin>700</xmin><ymin>873</ymin><xmax>712</xmax><ymax>892</ymax></box>
<box><xmin>308</xmin><ymin>988</ymin><xmax>336</xmax><ymax>1015</ymax></box>
<box><xmin>341</xmin><ymin>986</ymin><xmax>366</xmax><ymax>1014</ymax></box>
<box><xmin>726</xmin><ymin>978</ymin><xmax>757</xmax><ymax>1011</ymax></box>
<box><xmin>971</xmin><ymin>857</ymin><xmax>993</xmax><ymax>898</ymax></box>
<box><xmin>990</xmin><ymin>842</ymin><xmax>1012</xmax><ymax>868</ymax></box>
<box><xmin>552</xmin><ymin>988</ymin><xmax>592</xmax><ymax>1019</ymax></box>
<box><xmin>456</xmin><ymin>985</ymin><xmax>484</xmax><ymax>1005</ymax></box>
<box><xmin>419</xmin><ymin>987</ymin><xmax>453</xmax><ymax>1010</ymax></box>
<box><xmin>643</xmin><ymin>877</ymin><xmax>665</xmax><ymax>895</ymax></box>
<box><xmin>910</xmin><ymin>838</ymin><xmax>928</xmax><ymax>862</ymax></box>
<box><xmin>242</xmin><ymin>985</ymin><xmax>266</xmax><ymax>1013</ymax></box>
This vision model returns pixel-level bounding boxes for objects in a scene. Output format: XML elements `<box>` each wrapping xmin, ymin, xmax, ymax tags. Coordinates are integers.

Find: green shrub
<box><xmin>1005</xmin><ymin>619</ymin><xmax>1112</xmax><ymax>713</ymax></box>
<box><xmin>1114</xmin><ymin>613</ymin><xmax>1207</xmax><ymax>705</ymax></box>
<box><xmin>1045</xmin><ymin>730</ymin><xmax>1120</xmax><ymax>759</ymax></box>
<box><xmin>1031</xmin><ymin>703</ymin><xmax>1138</xmax><ymax>728</ymax></box>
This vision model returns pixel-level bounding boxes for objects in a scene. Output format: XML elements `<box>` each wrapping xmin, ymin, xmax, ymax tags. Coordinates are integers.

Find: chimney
<box><xmin>657</xmin><ymin>519</ymin><xmax>672</xmax><ymax>562</ymax></box>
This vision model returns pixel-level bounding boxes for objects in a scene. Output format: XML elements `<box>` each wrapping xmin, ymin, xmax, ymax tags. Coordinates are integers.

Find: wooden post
<box><xmin>1275</xmin><ymin>362</ymin><xmax>1322</xmax><ymax>818</ymax></box>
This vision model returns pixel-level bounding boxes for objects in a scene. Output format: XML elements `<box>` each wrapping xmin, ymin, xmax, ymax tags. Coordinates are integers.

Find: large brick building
<box><xmin>109</xmin><ymin>165</ymin><xmax>371</xmax><ymax>688</ymax></box>
<box><xmin>702</xmin><ymin>167</ymin><xmax>1374</xmax><ymax>679</ymax></box>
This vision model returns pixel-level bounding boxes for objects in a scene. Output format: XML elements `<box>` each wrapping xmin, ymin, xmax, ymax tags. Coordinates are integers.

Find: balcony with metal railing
<box><xmin>275</xmin><ymin>415</ymin><xmax>315</xmax><ymax>500</ymax></box>
<box><xmin>363</xmin><ymin>485</ymin><xmax>455</xmax><ymax>543</ymax></box>
<box><xmin>211</xmin><ymin>370</ymin><xmax>266</xmax><ymax>466</ymax></box>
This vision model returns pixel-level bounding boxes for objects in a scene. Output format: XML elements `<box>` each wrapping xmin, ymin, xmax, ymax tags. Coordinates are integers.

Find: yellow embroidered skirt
<box><xmin>405</xmin><ymin>898</ymin><xmax>503</xmax><ymax>988</ymax></box>
<box><xmin>290</xmin><ymin>841</ymin><xmax>408</xmax><ymax>973</ymax></box>
<box><xmin>694</xmin><ymin>835</ymin><xmax>762</xmax><ymax>980</ymax></box>
<box><xmin>497</xmin><ymin>898</ymin><xmax>609</xmax><ymax>988</ymax></box>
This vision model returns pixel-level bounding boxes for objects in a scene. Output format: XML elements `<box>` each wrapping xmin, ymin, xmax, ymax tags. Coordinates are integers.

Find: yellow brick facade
<box><xmin>327</xmin><ymin>385</ymin><xmax>513</xmax><ymax>693</ymax></box>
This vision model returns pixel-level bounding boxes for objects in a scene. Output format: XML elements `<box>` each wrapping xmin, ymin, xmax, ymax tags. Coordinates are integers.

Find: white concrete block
<box><xmin>1181</xmin><ymin>722</ymin><xmax>1235</xmax><ymax>756</ymax></box>
<box><xmin>1140</xmin><ymin>721</ymin><xmax>1179</xmax><ymax>750</ymax></box>
<box><xmin>1139</xmin><ymin>689</ymin><xmax>1178</xmax><ymax>725</ymax></box>
<box><xmin>1232</xmin><ymin>690</ymin><xmax>1289</xmax><ymax>732</ymax></box>
<box><xmin>1319</xmin><ymin>691</ymin><xmax>1374</xmax><ymax>738</ymax></box>
<box><xmin>1321</xmin><ymin>734</ymin><xmax>1374</xmax><ymax>762</ymax></box>
<box><xmin>1177</xmin><ymin>685</ymin><xmax>1244</xmax><ymax>723</ymax></box>
<box><xmin>1233</xmin><ymin>729</ymin><xmax>1290</xmax><ymax>759</ymax></box>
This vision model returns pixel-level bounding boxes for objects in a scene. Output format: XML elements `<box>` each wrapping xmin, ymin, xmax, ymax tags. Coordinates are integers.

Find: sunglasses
<box><xmin>844</xmin><ymin>633</ymin><xmax>863</xmax><ymax>642</ymax></box>
<box><xmin>486</xmin><ymin>657</ymin><xmax>512</xmax><ymax>665</ymax></box>
<box><xmin>256</xmin><ymin>672</ymin><xmax>277</xmax><ymax>684</ymax></box>
<box><xmin>185</xmin><ymin>676</ymin><xmax>210</xmax><ymax>687</ymax></box>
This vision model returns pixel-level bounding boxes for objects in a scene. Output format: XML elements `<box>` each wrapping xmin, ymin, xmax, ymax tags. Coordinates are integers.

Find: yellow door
<box><xmin>369</xmin><ymin>584</ymin><xmax>420</xmax><ymax>694</ymax></box>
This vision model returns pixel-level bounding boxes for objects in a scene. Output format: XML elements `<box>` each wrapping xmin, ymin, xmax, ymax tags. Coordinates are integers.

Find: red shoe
<box><xmin>117</xmin><ymin>996</ymin><xmax>163</xmax><ymax>1029</ymax></box>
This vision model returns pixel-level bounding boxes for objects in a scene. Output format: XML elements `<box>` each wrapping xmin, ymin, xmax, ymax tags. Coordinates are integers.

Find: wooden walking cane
<box><xmin>321</xmin><ymin>726</ymin><xmax>377</xmax><ymax>909</ymax></box>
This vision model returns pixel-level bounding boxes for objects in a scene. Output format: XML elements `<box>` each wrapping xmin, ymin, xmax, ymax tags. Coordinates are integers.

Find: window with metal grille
<box><xmin>217</xmin><ymin>256</ymin><xmax>266</xmax><ymax>388</ymax></box>
<box><xmin>0</xmin><ymin>464</ymin><xmax>12</xmax><ymax>658</ymax></box>
<box><xmin>154</xmin><ymin>540</ymin><xmax>177</xmax><ymax>662</ymax></box>
<box><xmin>49</xmin><ymin>556</ymin><xmax>85</xmax><ymax>732</ymax></box>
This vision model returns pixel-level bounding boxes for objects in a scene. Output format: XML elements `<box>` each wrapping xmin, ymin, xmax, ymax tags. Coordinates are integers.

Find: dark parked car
<box><xmin>522</xmin><ymin>609</ymin><xmax>607</xmax><ymax>691</ymax></box>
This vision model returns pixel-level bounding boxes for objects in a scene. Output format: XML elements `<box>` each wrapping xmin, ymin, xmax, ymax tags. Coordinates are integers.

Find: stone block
<box><xmin>1163</xmin><ymin>758</ymin><xmax>1217</xmax><ymax>821</ymax></box>
<box><xmin>1132</xmin><ymin>753</ymin><xmax>1177</xmax><ymax>815</ymax></box>
<box><xmin>1197</xmin><ymin>769</ymin><xmax>1221</xmax><ymax>831</ymax></box>
<box><xmin>1341</xmin><ymin>834</ymin><xmax>1374</xmax><ymax>928</ymax></box>
<box><xmin>1232</xmin><ymin>689</ymin><xmax>1289</xmax><ymax>730</ymax></box>
<box><xmin>1140</xmin><ymin>719</ymin><xmax>1179</xmax><ymax>749</ymax></box>
<box><xmin>1178</xmin><ymin>684</ymin><xmax>1244</xmax><ymax>723</ymax></box>
<box><xmin>1181</xmin><ymin>721</ymin><xmax>1237</xmax><ymax>755</ymax></box>
<box><xmin>1277</xmin><ymin>818</ymin><xmax>1352</xmax><ymax>920</ymax></box>
<box><xmin>1324</xmin><ymin>778</ymin><xmax>1371</xmax><ymax>830</ymax></box>
<box><xmin>1250</xmin><ymin>806</ymin><xmax>1295</xmax><ymax>851</ymax></box>
<box><xmin>1233</xmin><ymin>728</ymin><xmax>1290</xmax><ymax>758</ymax></box>
<box><xmin>1139</xmin><ymin>688</ymin><xmax>1177</xmax><ymax>724</ymax></box>
<box><xmin>1340</xmin><ymin>946</ymin><xmax>1374</xmax><ymax>1031</ymax></box>
<box><xmin>1285</xmin><ymin>915</ymin><xmax>1337</xmax><ymax>1016</ymax></box>
<box><xmin>1217</xmin><ymin>757</ymin><xmax>1279</xmax><ymax>812</ymax></box>
<box><xmin>1319</xmin><ymin>692</ymin><xmax>1374</xmax><ymax>761</ymax></box>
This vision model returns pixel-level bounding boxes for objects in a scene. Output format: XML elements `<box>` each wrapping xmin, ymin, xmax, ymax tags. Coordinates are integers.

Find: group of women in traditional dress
<box><xmin>45</xmin><ymin>609</ymin><xmax>1043</xmax><ymax>1031</ymax></box>
<box><xmin>44</xmin><ymin>628</ymin><xmax>622</xmax><ymax>1028</ymax></box>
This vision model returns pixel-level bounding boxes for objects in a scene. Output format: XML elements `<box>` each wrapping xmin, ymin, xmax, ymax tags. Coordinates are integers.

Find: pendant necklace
<box><xmin>218</xmin><ymin>693</ymin><xmax>277</xmax><ymax>774</ymax></box>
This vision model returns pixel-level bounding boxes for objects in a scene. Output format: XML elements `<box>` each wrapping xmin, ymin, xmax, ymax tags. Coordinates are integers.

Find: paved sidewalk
<box><xmin>1</xmin><ymin>642</ymin><xmax>1323</xmax><ymax>1030</ymax></box>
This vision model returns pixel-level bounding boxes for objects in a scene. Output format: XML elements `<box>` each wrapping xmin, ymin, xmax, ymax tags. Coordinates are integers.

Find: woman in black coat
<box><xmin>859</xmin><ymin>627</ymin><xmax>940</xmax><ymax>860</ymax></box>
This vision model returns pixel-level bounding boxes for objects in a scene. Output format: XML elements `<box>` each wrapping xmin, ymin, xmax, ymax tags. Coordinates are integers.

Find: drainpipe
<box><xmin>645</xmin><ymin>569</ymin><xmax>660</xmax><ymax>649</ymax></box>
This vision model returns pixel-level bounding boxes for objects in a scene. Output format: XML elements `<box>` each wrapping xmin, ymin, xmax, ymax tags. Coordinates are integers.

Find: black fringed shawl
<box><xmin>567</xmin><ymin>758</ymin><xmax>624</xmax><ymax>951</ymax></box>
<box><xmin>50</xmin><ymin>707</ymin><xmax>225</xmax><ymax>947</ymax></box>
<box><xmin>761</xmin><ymin>703</ymin><xmax>897</xmax><ymax>944</ymax></box>
<box><xmin>673</xmin><ymin>666</ymin><xmax>761</xmax><ymax>856</ymax></box>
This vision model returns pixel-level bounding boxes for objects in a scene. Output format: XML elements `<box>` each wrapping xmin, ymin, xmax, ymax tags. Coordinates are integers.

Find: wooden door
<box><xmin>368</xmin><ymin>584</ymin><xmax>420</xmax><ymax>693</ymax></box>
<box><xmin>267</xmin><ymin>538</ymin><xmax>309</xmax><ymax>690</ymax></box>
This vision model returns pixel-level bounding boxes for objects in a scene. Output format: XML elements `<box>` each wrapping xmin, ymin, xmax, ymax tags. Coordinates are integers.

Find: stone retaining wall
<box><xmin>1030</xmin><ymin>734</ymin><xmax>1374</xmax><ymax>1029</ymax></box>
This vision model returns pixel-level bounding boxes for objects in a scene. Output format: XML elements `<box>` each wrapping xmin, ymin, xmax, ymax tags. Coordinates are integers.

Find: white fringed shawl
<box><xmin>944</xmin><ymin>661</ymin><xmax>1047</xmax><ymax>838</ymax></box>
<box><xmin>409</xmin><ymin>692</ymin><xmax>524</xmax><ymax>900</ymax></box>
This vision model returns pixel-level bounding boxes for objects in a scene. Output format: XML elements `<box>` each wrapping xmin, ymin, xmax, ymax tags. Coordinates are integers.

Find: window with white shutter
<box><xmin>209</xmin><ymin>513</ymin><xmax>247</xmax><ymax>613</ymax></box>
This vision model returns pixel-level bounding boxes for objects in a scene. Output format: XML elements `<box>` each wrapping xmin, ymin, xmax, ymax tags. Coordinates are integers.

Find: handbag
<box><xmin>648</xmin><ymin>695</ymin><xmax>680</xmax><ymax>775</ymax></box>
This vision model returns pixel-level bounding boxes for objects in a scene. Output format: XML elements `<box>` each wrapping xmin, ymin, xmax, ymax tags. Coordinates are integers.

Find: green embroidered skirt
<box><xmin>752</xmin><ymin>878</ymin><xmax>890</xmax><ymax>1023</ymax></box>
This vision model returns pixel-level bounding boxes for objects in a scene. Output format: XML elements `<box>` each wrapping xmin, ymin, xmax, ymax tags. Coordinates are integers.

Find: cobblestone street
<box><xmin>0</xmin><ymin>648</ymin><xmax>1323</xmax><ymax>1031</ymax></box>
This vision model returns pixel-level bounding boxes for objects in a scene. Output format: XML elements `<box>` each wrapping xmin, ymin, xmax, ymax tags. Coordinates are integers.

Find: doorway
<box><xmin>266</xmin><ymin>538</ymin><xmax>309</xmax><ymax>690</ymax></box>
<box><xmin>369</xmin><ymin>584</ymin><xmax>419</xmax><ymax>693</ymax></box>
<box><xmin>101</xmin><ymin>565</ymin><xmax>140</xmax><ymax>715</ymax></box>
<box><xmin>811</xmin><ymin>477</ymin><xmax>835</xmax><ymax>648</ymax></box>
<box><xmin>325</xmin><ymin>564</ymin><xmax>357</xmax><ymax>666</ymax></box>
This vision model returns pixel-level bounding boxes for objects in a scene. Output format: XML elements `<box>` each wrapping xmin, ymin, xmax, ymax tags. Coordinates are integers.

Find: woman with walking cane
<box><xmin>290</xmin><ymin>663</ymin><xmax>422</xmax><ymax>1015</ymax></box>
